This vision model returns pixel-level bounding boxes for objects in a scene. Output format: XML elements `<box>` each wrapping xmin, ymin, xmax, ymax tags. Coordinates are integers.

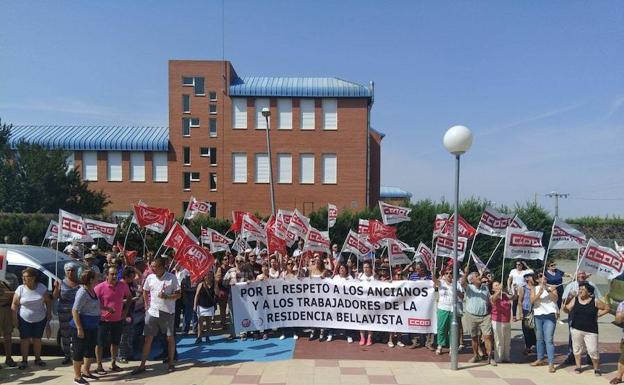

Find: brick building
<box><xmin>9</xmin><ymin>60</ymin><xmax>382</xmax><ymax>218</ymax></box>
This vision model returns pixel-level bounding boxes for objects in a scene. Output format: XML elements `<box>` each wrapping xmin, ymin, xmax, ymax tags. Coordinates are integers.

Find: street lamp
<box><xmin>262</xmin><ymin>107</ymin><xmax>276</xmax><ymax>216</ymax></box>
<box><xmin>443</xmin><ymin>125</ymin><xmax>473</xmax><ymax>371</ymax></box>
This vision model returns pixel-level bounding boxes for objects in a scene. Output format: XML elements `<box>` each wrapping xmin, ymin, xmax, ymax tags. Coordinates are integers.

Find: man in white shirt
<box><xmin>132</xmin><ymin>258</ymin><xmax>181</xmax><ymax>375</ymax></box>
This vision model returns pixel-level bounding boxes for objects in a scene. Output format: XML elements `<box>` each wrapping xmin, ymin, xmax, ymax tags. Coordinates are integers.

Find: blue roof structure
<box><xmin>229</xmin><ymin>77</ymin><xmax>372</xmax><ymax>98</ymax></box>
<box><xmin>8</xmin><ymin>125</ymin><xmax>169</xmax><ymax>151</ymax></box>
<box><xmin>380</xmin><ymin>186</ymin><xmax>413</xmax><ymax>199</ymax></box>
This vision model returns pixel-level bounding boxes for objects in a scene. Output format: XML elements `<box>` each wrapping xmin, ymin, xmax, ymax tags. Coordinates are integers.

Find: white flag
<box><xmin>44</xmin><ymin>220</ymin><xmax>59</xmax><ymax>240</ymax></box>
<box><xmin>503</xmin><ymin>227</ymin><xmax>545</xmax><ymax>260</ymax></box>
<box><xmin>550</xmin><ymin>218</ymin><xmax>587</xmax><ymax>250</ymax></box>
<box><xmin>58</xmin><ymin>209</ymin><xmax>93</xmax><ymax>243</ymax></box>
<box><xmin>328</xmin><ymin>204</ymin><xmax>337</xmax><ymax>229</ymax></box>
<box><xmin>435</xmin><ymin>235</ymin><xmax>468</xmax><ymax>262</ymax></box>
<box><xmin>477</xmin><ymin>207</ymin><xmax>517</xmax><ymax>237</ymax></box>
<box><xmin>287</xmin><ymin>209</ymin><xmax>310</xmax><ymax>239</ymax></box>
<box><xmin>386</xmin><ymin>239</ymin><xmax>412</xmax><ymax>266</ymax></box>
<box><xmin>232</xmin><ymin>235</ymin><xmax>249</xmax><ymax>254</ymax></box>
<box><xmin>184</xmin><ymin>197</ymin><xmax>211</xmax><ymax>220</ymax></box>
<box><xmin>510</xmin><ymin>216</ymin><xmax>528</xmax><ymax>230</ymax></box>
<box><xmin>379</xmin><ymin>201</ymin><xmax>411</xmax><ymax>225</ymax></box>
<box><xmin>341</xmin><ymin>230</ymin><xmax>375</xmax><ymax>261</ymax></box>
<box><xmin>579</xmin><ymin>239</ymin><xmax>624</xmax><ymax>280</ymax></box>
<box><xmin>304</xmin><ymin>226</ymin><xmax>331</xmax><ymax>255</ymax></box>
<box><xmin>241</xmin><ymin>214</ymin><xmax>267</xmax><ymax>245</ymax></box>
<box><xmin>433</xmin><ymin>214</ymin><xmax>449</xmax><ymax>237</ymax></box>
<box><xmin>201</xmin><ymin>227</ymin><xmax>233</xmax><ymax>253</ymax></box>
<box><xmin>84</xmin><ymin>218</ymin><xmax>118</xmax><ymax>245</ymax></box>
<box><xmin>616</xmin><ymin>241</ymin><xmax>624</xmax><ymax>255</ymax></box>
<box><xmin>414</xmin><ymin>242</ymin><xmax>435</xmax><ymax>272</ymax></box>
<box><xmin>276</xmin><ymin>209</ymin><xmax>297</xmax><ymax>246</ymax></box>
<box><xmin>471</xmin><ymin>251</ymin><xmax>487</xmax><ymax>275</ymax></box>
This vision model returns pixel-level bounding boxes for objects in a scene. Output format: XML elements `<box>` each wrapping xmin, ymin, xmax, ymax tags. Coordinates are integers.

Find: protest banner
<box><xmin>184</xmin><ymin>197</ymin><xmax>211</xmax><ymax>220</ymax></box>
<box><xmin>43</xmin><ymin>220</ymin><xmax>59</xmax><ymax>242</ymax></box>
<box><xmin>386</xmin><ymin>239</ymin><xmax>412</xmax><ymax>266</ymax></box>
<box><xmin>441</xmin><ymin>214</ymin><xmax>476</xmax><ymax>239</ymax></box>
<box><xmin>367</xmin><ymin>220</ymin><xmax>397</xmax><ymax>244</ymax></box>
<box><xmin>241</xmin><ymin>214</ymin><xmax>267</xmax><ymax>244</ymax></box>
<box><xmin>288</xmin><ymin>209</ymin><xmax>310</xmax><ymax>239</ymax></box>
<box><xmin>231</xmin><ymin>278</ymin><xmax>436</xmax><ymax>334</ymax></box>
<box><xmin>415</xmin><ymin>242</ymin><xmax>435</xmax><ymax>272</ymax></box>
<box><xmin>476</xmin><ymin>207</ymin><xmax>516</xmax><ymax>237</ymax></box>
<box><xmin>133</xmin><ymin>204</ymin><xmax>174</xmax><ymax>234</ymax></box>
<box><xmin>84</xmin><ymin>218</ymin><xmax>118</xmax><ymax>245</ymax></box>
<box><xmin>578</xmin><ymin>239</ymin><xmax>624</xmax><ymax>280</ymax></box>
<box><xmin>550</xmin><ymin>218</ymin><xmax>587</xmax><ymax>250</ymax></box>
<box><xmin>341</xmin><ymin>230</ymin><xmax>375</xmax><ymax>261</ymax></box>
<box><xmin>503</xmin><ymin>227</ymin><xmax>545</xmax><ymax>260</ymax></box>
<box><xmin>201</xmin><ymin>227</ymin><xmax>233</xmax><ymax>253</ymax></box>
<box><xmin>58</xmin><ymin>209</ymin><xmax>93</xmax><ymax>243</ymax></box>
<box><xmin>304</xmin><ymin>226</ymin><xmax>331</xmax><ymax>255</ymax></box>
<box><xmin>379</xmin><ymin>201</ymin><xmax>411</xmax><ymax>225</ymax></box>
<box><xmin>435</xmin><ymin>235</ymin><xmax>467</xmax><ymax>261</ymax></box>
<box><xmin>433</xmin><ymin>214</ymin><xmax>449</xmax><ymax>238</ymax></box>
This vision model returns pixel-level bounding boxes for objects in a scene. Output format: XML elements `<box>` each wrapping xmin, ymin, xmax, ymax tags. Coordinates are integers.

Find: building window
<box><xmin>182</xmin><ymin>77</ymin><xmax>194</xmax><ymax>86</ymax></box>
<box><xmin>183</xmin><ymin>147</ymin><xmax>191</xmax><ymax>165</ymax></box>
<box><xmin>232</xmin><ymin>98</ymin><xmax>247</xmax><ymax>129</ymax></box>
<box><xmin>209</xmin><ymin>104</ymin><xmax>217</xmax><ymax>114</ymax></box>
<box><xmin>322</xmin><ymin>154</ymin><xmax>337</xmax><ymax>184</ymax></box>
<box><xmin>300</xmin><ymin>153</ymin><xmax>314</xmax><ymax>184</ymax></box>
<box><xmin>200</xmin><ymin>147</ymin><xmax>210</xmax><ymax>157</ymax></box>
<box><xmin>82</xmin><ymin>151</ymin><xmax>98</xmax><ymax>181</ymax></box>
<box><xmin>209</xmin><ymin>118</ymin><xmax>217</xmax><ymax>137</ymax></box>
<box><xmin>183</xmin><ymin>172</ymin><xmax>191</xmax><ymax>191</ymax></box>
<box><xmin>182</xmin><ymin>94</ymin><xmax>190</xmax><ymax>113</ymax></box>
<box><xmin>130</xmin><ymin>152</ymin><xmax>145</xmax><ymax>182</ymax></box>
<box><xmin>209</xmin><ymin>91</ymin><xmax>217</xmax><ymax>101</ymax></box>
<box><xmin>322</xmin><ymin>98</ymin><xmax>337</xmax><ymax>130</ymax></box>
<box><xmin>190</xmin><ymin>118</ymin><xmax>200</xmax><ymax>128</ymax></box>
<box><xmin>183</xmin><ymin>118</ymin><xmax>191</xmax><ymax>136</ymax></box>
<box><xmin>210</xmin><ymin>147</ymin><xmax>217</xmax><ymax>166</ymax></box>
<box><xmin>232</xmin><ymin>152</ymin><xmax>247</xmax><ymax>183</ymax></box>
<box><xmin>300</xmin><ymin>99</ymin><xmax>315</xmax><ymax>130</ymax></box>
<box><xmin>190</xmin><ymin>172</ymin><xmax>200</xmax><ymax>182</ymax></box>
<box><xmin>107</xmin><ymin>151</ymin><xmax>122</xmax><ymax>181</ymax></box>
<box><xmin>152</xmin><ymin>152</ymin><xmax>168</xmax><ymax>182</ymax></box>
<box><xmin>209</xmin><ymin>202</ymin><xmax>217</xmax><ymax>217</ymax></box>
<box><xmin>255</xmin><ymin>98</ymin><xmax>269</xmax><ymax>129</ymax></box>
<box><xmin>277</xmin><ymin>98</ymin><xmax>292</xmax><ymax>129</ymax></box>
<box><xmin>210</xmin><ymin>172</ymin><xmax>217</xmax><ymax>191</ymax></box>
<box><xmin>194</xmin><ymin>77</ymin><xmax>204</xmax><ymax>95</ymax></box>
<box><xmin>255</xmin><ymin>153</ymin><xmax>269</xmax><ymax>183</ymax></box>
<box><xmin>277</xmin><ymin>153</ymin><xmax>292</xmax><ymax>184</ymax></box>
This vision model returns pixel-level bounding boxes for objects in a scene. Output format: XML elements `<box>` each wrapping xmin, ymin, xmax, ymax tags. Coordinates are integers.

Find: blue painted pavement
<box><xmin>175</xmin><ymin>334</ymin><xmax>295</xmax><ymax>363</ymax></box>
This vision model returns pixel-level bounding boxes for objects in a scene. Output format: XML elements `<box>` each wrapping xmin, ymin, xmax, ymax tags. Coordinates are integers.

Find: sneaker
<box><xmin>293</xmin><ymin>334</ymin><xmax>299</xmax><ymax>340</ymax></box>
<box><xmin>326</xmin><ymin>335</ymin><xmax>333</xmax><ymax>342</ymax></box>
<box><xmin>595</xmin><ymin>369</ymin><xmax>602</xmax><ymax>376</ymax></box>
<box><xmin>458</xmin><ymin>344</ymin><xmax>464</xmax><ymax>351</ymax></box>
<box><xmin>387</xmin><ymin>341</ymin><xmax>395</xmax><ymax>348</ymax></box>
<box><xmin>319</xmin><ymin>333</ymin><xmax>325</xmax><ymax>341</ymax></box>
<box><xmin>309</xmin><ymin>332</ymin><xmax>315</xmax><ymax>340</ymax></box>
<box><xmin>359</xmin><ymin>337</ymin><xmax>366</xmax><ymax>346</ymax></box>
<box><xmin>366</xmin><ymin>336</ymin><xmax>373</xmax><ymax>346</ymax></box>
<box><xmin>347</xmin><ymin>336</ymin><xmax>353</xmax><ymax>344</ymax></box>
<box><xmin>397</xmin><ymin>341</ymin><xmax>405</xmax><ymax>347</ymax></box>
<box><xmin>5</xmin><ymin>357</ymin><xmax>16</xmax><ymax>367</ymax></box>
<box><xmin>435</xmin><ymin>346</ymin><xmax>442</xmax><ymax>355</ymax></box>
<box><xmin>279</xmin><ymin>334</ymin><xmax>286</xmax><ymax>340</ymax></box>
<box><xmin>548</xmin><ymin>365</ymin><xmax>556</xmax><ymax>373</ymax></box>
<box><xmin>117</xmin><ymin>357</ymin><xmax>129</xmax><ymax>364</ymax></box>
<box><xmin>489</xmin><ymin>357</ymin><xmax>497</xmax><ymax>367</ymax></box>
<box><xmin>73</xmin><ymin>377</ymin><xmax>89</xmax><ymax>385</ymax></box>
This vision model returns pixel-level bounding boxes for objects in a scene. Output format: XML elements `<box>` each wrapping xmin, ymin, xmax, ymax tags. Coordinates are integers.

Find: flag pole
<box><xmin>541</xmin><ymin>218</ymin><xmax>557</xmax><ymax>276</ymax></box>
<box><xmin>484</xmin><ymin>237</ymin><xmax>504</xmax><ymax>269</ymax></box>
<box><xmin>122</xmin><ymin>215</ymin><xmax>133</xmax><ymax>252</ymax></box>
<box><xmin>465</xmin><ymin>233</ymin><xmax>478</xmax><ymax>271</ymax></box>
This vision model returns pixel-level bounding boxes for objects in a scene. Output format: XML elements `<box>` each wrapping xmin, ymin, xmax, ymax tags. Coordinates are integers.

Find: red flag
<box><xmin>116</xmin><ymin>241</ymin><xmax>138</xmax><ymax>266</ymax></box>
<box><xmin>367</xmin><ymin>219</ymin><xmax>397</xmax><ymax>244</ymax></box>
<box><xmin>175</xmin><ymin>237</ymin><xmax>215</xmax><ymax>284</ymax></box>
<box><xmin>228</xmin><ymin>211</ymin><xmax>258</xmax><ymax>233</ymax></box>
<box><xmin>133</xmin><ymin>204</ymin><xmax>175</xmax><ymax>234</ymax></box>
<box><xmin>441</xmin><ymin>214</ymin><xmax>477</xmax><ymax>239</ymax></box>
<box><xmin>266</xmin><ymin>216</ymin><xmax>287</xmax><ymax>256</ymax></box>
<box><xmin>162</xmin><ymin>222</ymin><xmax>198</xmax><ymax>250</ymax></box>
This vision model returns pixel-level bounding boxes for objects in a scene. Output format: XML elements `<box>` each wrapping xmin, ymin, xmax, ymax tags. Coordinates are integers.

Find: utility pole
<box><xmin>545</xmin><ymin>191</ymin><xmax>569</xmax><ymax>218</ymax></box>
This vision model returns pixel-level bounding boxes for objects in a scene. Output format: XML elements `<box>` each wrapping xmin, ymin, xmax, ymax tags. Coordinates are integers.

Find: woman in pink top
<box><xmin>490</xmin><ymin>280</ymin><xmax>515</xmax><ymax>363</ymax></box>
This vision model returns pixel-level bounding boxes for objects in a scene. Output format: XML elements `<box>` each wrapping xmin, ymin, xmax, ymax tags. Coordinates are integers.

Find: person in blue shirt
<box><xmin>544</xmin><ymin>261</ymin><xmax>571</xmax><ymax>309</ymax></box>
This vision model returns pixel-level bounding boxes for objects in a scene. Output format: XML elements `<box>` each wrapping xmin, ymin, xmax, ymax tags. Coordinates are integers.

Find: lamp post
<box><xmin>262</xmin><ymin>107</ymin><xmax>276</xmax><ymax>216</ymax></box>
<box><xmin>443</xmin><ymin>125</ymin><xmax>473</xmax><ymax>370</ymax></box>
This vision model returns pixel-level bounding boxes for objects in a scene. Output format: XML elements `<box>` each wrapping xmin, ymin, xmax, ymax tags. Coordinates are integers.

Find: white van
<box><xmin>1</xmin><ymin>244</ymin><xmax>86</xmax><ymax>347</ymax></box>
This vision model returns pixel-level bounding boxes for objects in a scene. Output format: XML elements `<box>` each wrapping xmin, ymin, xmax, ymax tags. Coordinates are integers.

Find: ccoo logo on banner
<box><xmin>231</xmin><ymin>278</ymin><xmax>436</xmax><ymax>334</ymax></box>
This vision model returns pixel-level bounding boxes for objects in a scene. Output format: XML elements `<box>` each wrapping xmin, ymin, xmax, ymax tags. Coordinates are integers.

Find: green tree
<box><xmin>0</xmin><ymin>119</ymin><xmax>110</xmax><ymax>214</ymax></box>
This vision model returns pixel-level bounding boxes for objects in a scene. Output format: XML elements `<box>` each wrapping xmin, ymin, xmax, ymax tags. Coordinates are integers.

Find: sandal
<box><xmin>110</xmin><ymin>364</ymin><xmax>123</xmax><ymax>372</ymax></box>
<box><xmin>34</xmin><ymin>358</ymin><xmax>46</xmax><ymax>367</ymax></box>
<box><xmin>167</xmin><ymin>365</ymin><xmax>176</xmax><ymax>373</ymax></box>
<box><xmin>82</xmin><ymin>372</ymin><xmax>99</xmax><ymax>380</ymax></box>
<box><xmin>18</xmin><ymin>361</ymin><xmax>27</xmax><ymax>370</ymax></box>
<box><xmin>610</xmin><ymin>377</ymin><xmax>622</xmax><ymax>384</ymax></box>
<box><xmin>574</xmin><ymin>367</ymin><xmax>583</xmax><ymax>374</ymax></box>
<box><xmin>95</xmin><ymin>367</ymin><xmax>107</xmax><ymax>375</ymax></box>
<box><xmin>131</xmin><ymin>366</ymin><xmax>146</xmax><ymax>375</ymax></box>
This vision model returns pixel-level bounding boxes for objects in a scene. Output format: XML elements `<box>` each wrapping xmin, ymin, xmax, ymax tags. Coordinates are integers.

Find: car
<box><xmin>0</xmin><ymin>244</ymin><xmax>87</xmax><ymax>346</ymax></box>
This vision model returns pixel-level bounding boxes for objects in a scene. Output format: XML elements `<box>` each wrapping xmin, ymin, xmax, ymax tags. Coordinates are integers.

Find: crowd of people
<box><xmin>0</xmin><ymin>236</ymin><xmax>622</xmax><ymax>385</ymax></box>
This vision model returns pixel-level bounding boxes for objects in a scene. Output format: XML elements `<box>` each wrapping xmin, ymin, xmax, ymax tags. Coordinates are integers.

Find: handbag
<box><xmin>523</xmin><ymin>310</ymin><xmax>535</xmax><ymax>330</ymax></box>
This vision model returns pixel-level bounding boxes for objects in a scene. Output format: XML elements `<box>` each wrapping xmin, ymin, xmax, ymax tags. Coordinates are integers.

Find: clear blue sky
<box><xmin>1</xmin><ymin>1</ymin><xmax>623</xmax><ymax>219</ymax></box>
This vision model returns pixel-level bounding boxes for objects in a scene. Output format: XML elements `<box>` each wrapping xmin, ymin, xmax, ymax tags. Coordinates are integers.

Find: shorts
<box><xmin>463</xmin><ymin>312</ymin><xmax>492</xmax><ymax>337</ymax></box>
<box><xmin>0</xmin><ymin>306</ymin><xmax>14</xmax><ymax>335</ymax></box>
<box><xmin>97</xmin><ymin>320</ymin><xmax>123</xmax><ymax>347</ymax></box>
<box><xmin>72</xmin><ymin>327</ymin><xmax>97</xmax><ymax>361</ymax></box>
<box><xmin>18</xmin><ymin>315</ymin><xmax>46</xmax><ymax>339</ymax></box>
<box><xmin>143</xmin><ymin>311</ymin><xmax>175</xmax><ymax>337</ymax></box>
<box><xmin>619</xmin><ymin>340</ymin><xmax>624</xmax><ymax>364</ymax></box>
<box><xmin>197</xmin><ymin>306</ymin><xmax>215</xmax><ymax>317</ymax></box>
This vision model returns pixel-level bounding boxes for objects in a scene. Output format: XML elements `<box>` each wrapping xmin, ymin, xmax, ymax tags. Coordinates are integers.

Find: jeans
<box><xmin>183</xmin><ymin>292</ymin><xmax>197</xmax><ymax>332</ymax></box>
<box><xmin>535</xmin><ymin>313</ymin><xmax>556</xmax><ymax>364</ymax></box>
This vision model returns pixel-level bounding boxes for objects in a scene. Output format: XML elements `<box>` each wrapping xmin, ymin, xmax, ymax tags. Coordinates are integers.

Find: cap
<box><xmin>84</xmin><ymin>253</ymin><xmax>95</xmax><ymax>260</ymax></box>
<box><xmin>91</xmin><ymin>245</ymin><xmax>98</xmax><ymax>251</ymax></box>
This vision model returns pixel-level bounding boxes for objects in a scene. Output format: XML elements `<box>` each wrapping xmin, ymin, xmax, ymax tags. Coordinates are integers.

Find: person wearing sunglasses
<box><xmin>544</xmin><ymin>262</ymin><xmax>571</xmax><ymax>311</ymax></box>
<box><xmin>507</xmin><ymin>260</ymin><xmax>533</xmax><ymax>322</ymax></box>
<box><xmin>433</xmin><ymin>268</ymin><xmax>463</xmax><ymax>355</ymax></box>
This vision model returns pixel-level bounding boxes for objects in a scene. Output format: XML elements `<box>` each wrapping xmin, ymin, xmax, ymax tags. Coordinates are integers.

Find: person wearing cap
<box><xmin>52</xmin><ymin>262</ymin><xmax>81</xmax><ymax>365</ymax></box>
<box><xmin>83</xmin><ymin>254</ymin><xmax>101</xmax><ymax>278</ymax></box>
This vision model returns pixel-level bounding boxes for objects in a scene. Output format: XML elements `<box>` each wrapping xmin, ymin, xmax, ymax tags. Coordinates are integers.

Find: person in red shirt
<box><xmin>93</xmin><ymin>267</ymin><xmax>130</xmax><ymax>374</ymax></box>
<box><xmin>490</xmin><ymin>280</ymin><xmax>515</xmax><ymax>363</ymax></box>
